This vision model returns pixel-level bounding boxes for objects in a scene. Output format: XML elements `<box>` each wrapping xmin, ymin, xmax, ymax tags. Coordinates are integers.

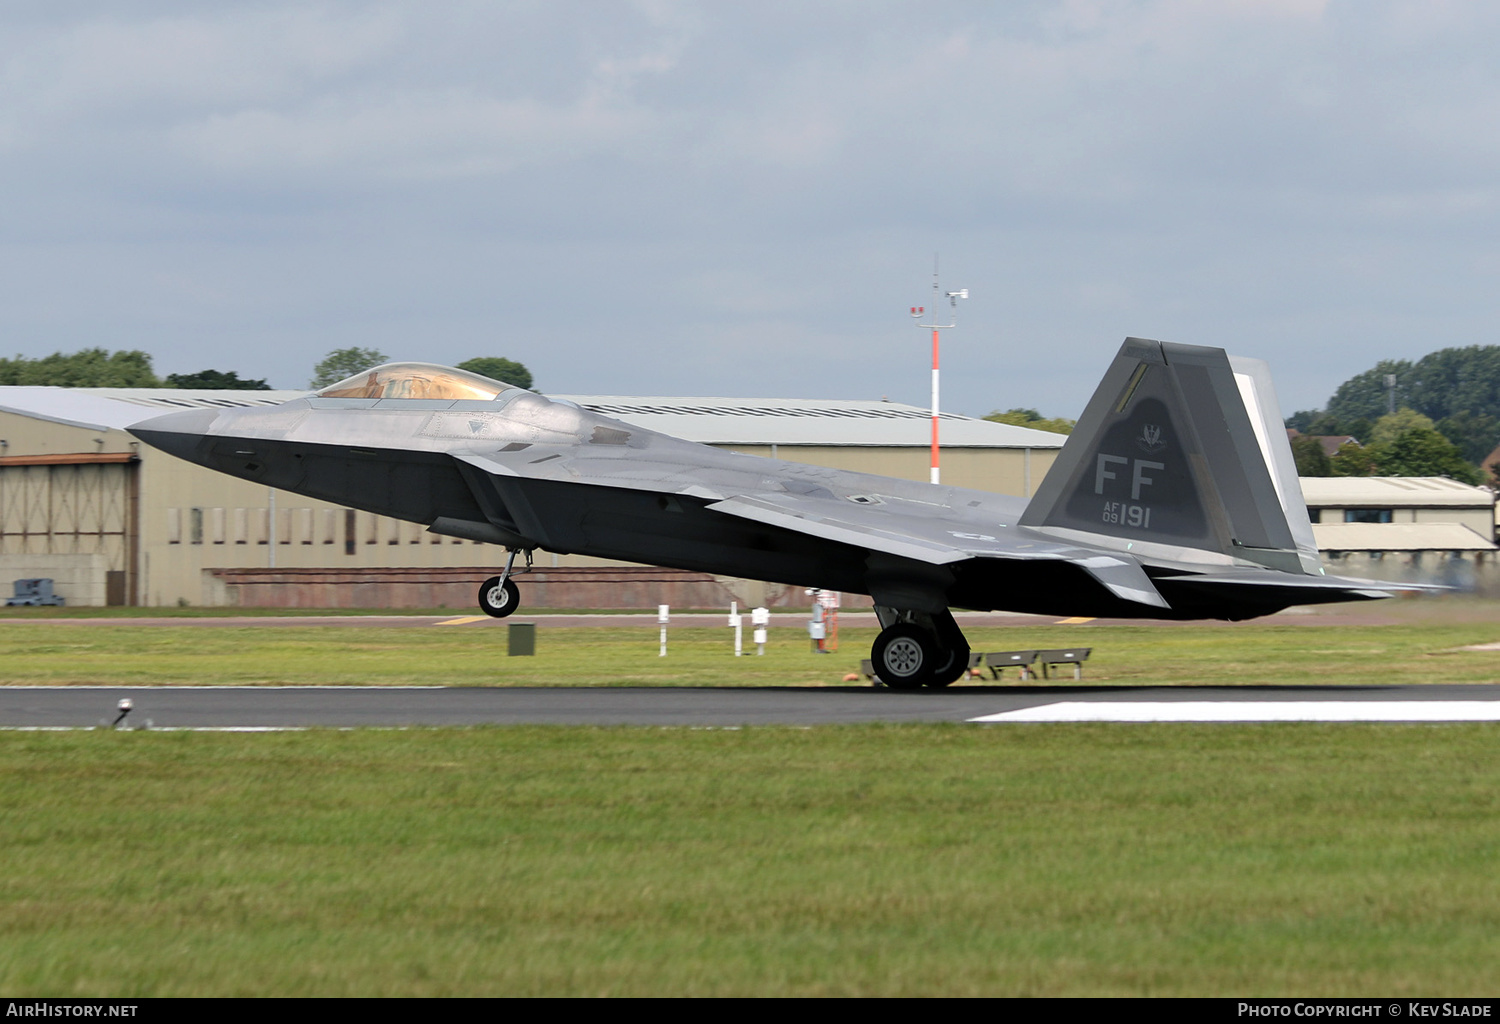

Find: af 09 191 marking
<box><xmin>1102</xmin><ymin>500</ymin><xmax>1151</xmax><ymax>528</ymax></box>
<box><xmin>1094</xmin><ymin>454</ymin><xmax>1165</xmax><ymax>500</ymax></box>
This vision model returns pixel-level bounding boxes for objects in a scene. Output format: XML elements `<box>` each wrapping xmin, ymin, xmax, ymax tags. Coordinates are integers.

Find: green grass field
<box><xmin>4</xmin><ymin>725</ymin><xmax>1500</xmax><ymax>996</ymax></box>
<box><xmin>2</xmin><ymin>616</ymin><xmax>1500</xmax><ymax>687</ymax></box>
<box><xmin>4</xmin><ymin>605</ymin><xmax>1500</xmax><ymax>995</ymax></box>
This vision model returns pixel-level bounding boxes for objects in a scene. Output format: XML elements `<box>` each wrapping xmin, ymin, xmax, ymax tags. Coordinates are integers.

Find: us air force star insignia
<box><xmin>1136</xmin><ymin>424</ymin><xmax>1166</xmax><ymax>454</ymax></box>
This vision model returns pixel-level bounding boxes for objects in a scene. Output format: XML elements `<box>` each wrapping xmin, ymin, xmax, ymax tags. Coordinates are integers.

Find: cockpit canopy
<box><xmin>315</xmin><ymin>362</ymin><xmax>522</xmax><ymax>401</ymax></box>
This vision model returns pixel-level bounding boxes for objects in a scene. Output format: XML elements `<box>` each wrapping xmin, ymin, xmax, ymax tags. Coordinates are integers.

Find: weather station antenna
<box><xmin>911</xmin><ymin>257</ymin><xmax>967</xmax><ymax>484</ymax></box>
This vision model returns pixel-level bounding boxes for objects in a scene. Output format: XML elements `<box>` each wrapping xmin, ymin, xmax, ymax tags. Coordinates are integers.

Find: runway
<box><xmin>6</xmin><ymin>683</ymin><xmax>1500</xmax><ymax>728</ymax></box>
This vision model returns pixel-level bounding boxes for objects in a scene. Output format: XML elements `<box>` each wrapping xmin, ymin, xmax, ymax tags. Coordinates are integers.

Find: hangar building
<box><xmin>1297</xmin><ymin>476</ymin><xmax>1498</xmax><ymax>590</ymax></box>
<box><xmin>0</xmin><ymin>386</ymin><xmax>1065</xmax><ymax>607</ymax></box>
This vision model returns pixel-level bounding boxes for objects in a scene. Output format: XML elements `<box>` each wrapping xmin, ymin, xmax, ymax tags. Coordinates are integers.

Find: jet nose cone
<box><xmin>127</xmin><ymin>408</ymin><xmax>221</xmax><ymax>463</ymax></box>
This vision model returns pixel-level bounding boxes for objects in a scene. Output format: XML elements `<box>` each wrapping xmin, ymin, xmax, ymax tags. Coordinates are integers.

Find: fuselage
<box><xmin>129</xmin><ymin>382</ymin><xmax>1349</xmax><ymax>621</ymax></box>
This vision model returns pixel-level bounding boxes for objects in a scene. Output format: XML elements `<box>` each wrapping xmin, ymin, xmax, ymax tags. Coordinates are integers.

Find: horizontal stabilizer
<box><xmin>1160</xmin><ymin>570</ymin><xmax>1439</xmax><ymax>596</ymax></box>
<box><xmin>1069</xmin><ymin>554</ymin><xmax>1171</xmax><ymax>609</ymax></box>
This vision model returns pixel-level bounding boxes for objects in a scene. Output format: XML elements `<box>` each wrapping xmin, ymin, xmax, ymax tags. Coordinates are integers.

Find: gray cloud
<box><xmin>2</xmin><ymin>1</ymin><xmax>1499</xmax><ymax>418</ymax></box>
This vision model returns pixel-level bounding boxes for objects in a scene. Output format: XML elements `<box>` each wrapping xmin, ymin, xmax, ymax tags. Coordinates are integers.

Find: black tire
<box><xmin>927</xmin><ymin>639</ymin><xmax>972</xmax><ymax>688</ymax></box>
<box><xmin>478</xmin><ymin>576</ymin><xmax>520</xmax><ymax>618</ymax></box>
<box><xmin>871</xmin><ymin>623</ymin><xmax>940</xmax><ymax>690</ymax></box>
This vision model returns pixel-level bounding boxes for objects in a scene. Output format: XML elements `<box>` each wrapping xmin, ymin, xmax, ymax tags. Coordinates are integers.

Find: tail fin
<box><xmin>1019</xmin><ymin>338</ymin><xmax>1321</xmax><ymax>575</ymax></box>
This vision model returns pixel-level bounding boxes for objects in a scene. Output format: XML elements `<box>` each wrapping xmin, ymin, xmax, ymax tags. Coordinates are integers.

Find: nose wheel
<box><xmin>477</xmin><ymin>546</ymin><xmax>533</xmax><ymax>618</ymax></box>
<box><xmin>478</xmin><ymin>576</ymin><xmax>520</xmax><ymax>617</ymax></box>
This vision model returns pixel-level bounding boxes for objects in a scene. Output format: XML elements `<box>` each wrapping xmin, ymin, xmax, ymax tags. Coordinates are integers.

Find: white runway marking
<box><xmin>970</xmin><ymin>701</ymin><xmax>1500</xmax><ymax>723</ymax></box>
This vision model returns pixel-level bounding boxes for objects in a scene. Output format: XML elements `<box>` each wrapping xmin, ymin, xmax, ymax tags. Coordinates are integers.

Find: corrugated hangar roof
<box><xmin>1313</xmin><ymin>522</ymin><xmax>1497</xmax><ymax>551</ymax></box>
<box><xmin>561</xmin><ymin>395</ymin><xmax>1066</xmax><ymax>447</ymax></box>
<box><xmin>1298</xmin><ymin>476</ymin><xmax>1496</xmax><ymax>508</ymax></box>
<box><xmin>0</xmin><ymin>387</ymin><xmax>1068</xmax><ymax>449</ymax></box>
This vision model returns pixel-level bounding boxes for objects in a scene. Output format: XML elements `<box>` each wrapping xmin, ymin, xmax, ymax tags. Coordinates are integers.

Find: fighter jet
<box><xmin>129</xmin><ymin>337</ymin><xmax>1414</xmax><ymax>688</ymax></box>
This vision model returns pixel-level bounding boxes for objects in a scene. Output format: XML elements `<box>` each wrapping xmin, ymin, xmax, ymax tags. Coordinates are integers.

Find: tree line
<box><xmin>984</xmin><ymin>345</ymin><xmax>1500</xmax><ymax>484</ymax></box>
<box><xmin>1286</xmin><ymin>345</ymin><xmax>1500</xmax><ymax>483</ymax></box>
<box><xmin>0</xmin><ymin>347</ymin><xmax>534</xmax><ymax>392</ymax></box>
<box><xmin>6</xmin><ymin>342</ymin><xmax>1498</xmax><ymax>484</ymax></box>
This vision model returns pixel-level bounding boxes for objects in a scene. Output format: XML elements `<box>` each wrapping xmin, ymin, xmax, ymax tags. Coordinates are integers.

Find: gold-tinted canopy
<box><xmin>316</xmin><ymin>363</ymin><xmax>520</xmax><ymax>401</ymax></box>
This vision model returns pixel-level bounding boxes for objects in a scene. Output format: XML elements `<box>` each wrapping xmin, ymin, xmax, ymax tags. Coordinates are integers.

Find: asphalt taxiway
<box><xmin>6</xmin><ymin>683</ymin><xmax>1500</xmax><ymax>728</ymax></box>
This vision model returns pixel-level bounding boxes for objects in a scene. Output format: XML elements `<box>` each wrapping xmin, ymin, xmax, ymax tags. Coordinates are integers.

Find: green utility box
<box><xmin>508</xmin><ymin>622</ymin><xmax>536</xmax><ymax>656</ymax></box>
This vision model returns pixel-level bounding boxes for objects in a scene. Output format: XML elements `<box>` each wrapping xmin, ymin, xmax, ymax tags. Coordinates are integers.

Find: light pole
<box><xmin>912</xmin><ymin>264</ymin><xmax>966</xmax><ymax>485</ymax></box>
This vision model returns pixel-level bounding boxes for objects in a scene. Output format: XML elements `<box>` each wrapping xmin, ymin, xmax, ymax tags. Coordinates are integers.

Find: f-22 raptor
<box><xmin>130</xmin><ymin>337</ymin><xmax>1411</xmax><ymax>688</ymax></box>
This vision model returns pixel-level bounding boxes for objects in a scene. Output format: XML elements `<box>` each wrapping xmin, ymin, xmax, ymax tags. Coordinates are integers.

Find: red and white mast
<box><xmin>912</xmin><ymin>260</ymin><xmax>966</xmax><ymax>485</ymax></box>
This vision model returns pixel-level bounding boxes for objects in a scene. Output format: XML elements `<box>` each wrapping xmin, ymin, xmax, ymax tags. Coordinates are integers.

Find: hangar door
<box><xmin>0</xmin><ymin>454</ymin><xmax>139</xmax><ymax>605</ymax></box>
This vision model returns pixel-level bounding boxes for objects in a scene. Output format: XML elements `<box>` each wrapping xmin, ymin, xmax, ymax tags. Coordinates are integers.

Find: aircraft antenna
<box><xmin>912</xmin><ymin>255</ymin><xmax>966</xmax><ymax>485</ymax></box>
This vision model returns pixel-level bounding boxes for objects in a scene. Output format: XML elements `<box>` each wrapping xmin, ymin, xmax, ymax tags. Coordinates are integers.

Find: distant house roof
<box><xmin>1286</xmin><ymin>429</ymin><xmax>1360</xmax><ymax>458</ymax></box>
<box><xmin>1312</xmin><ymin>522</ymin><xmax>1496</xmax><ymax>551</ymax></box>
<box><xmin>0</xmin><ymin>387</ymin><xmax>1067</xmax><ymax>450</ymax></box>
<box><xmin>1298</xmin><ymin>476</ymin><xmax>1495</xmax><ymax>508</ymax></box>
<box><xmin>1480</xmin><ymin>442</ymin><xmax>1500</xmax><ymax>483</ymax></box>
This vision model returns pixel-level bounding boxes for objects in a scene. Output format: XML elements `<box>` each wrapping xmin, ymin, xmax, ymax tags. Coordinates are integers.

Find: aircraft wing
<box><xmin>452</xmin><ymin>444</ymin><xmax>1175</xmax><ymax>610</ymax></box>
<box><xmin>451</xmin><ymin>436</ymin><xmax>1425</xmax><ymax>616</ymax></box>
<box><xmin>703</xmin><ymin>488</ymin><xmax>1425</xmax><ymax>613</ymax></box>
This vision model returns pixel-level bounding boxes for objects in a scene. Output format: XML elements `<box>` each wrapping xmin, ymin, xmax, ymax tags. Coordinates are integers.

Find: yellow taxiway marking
<box><xmin>1055</xmin><ymin>616</ymin><xmax>1096</xmax><ymax>625</ymax></box>
<box><xmin>435</xmin><ymin>616</ymin><xmax>490</xmax><ymax>626</ymax></box>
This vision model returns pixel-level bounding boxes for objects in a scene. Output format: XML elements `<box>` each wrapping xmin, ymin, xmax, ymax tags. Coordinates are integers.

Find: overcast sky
<box><xmin>3</xmin><ymin>1</ymin><xmax>1499</xmax><ymax>418</ymax></box>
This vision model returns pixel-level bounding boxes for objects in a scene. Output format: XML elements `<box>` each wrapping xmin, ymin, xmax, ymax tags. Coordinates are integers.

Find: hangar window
<box><xmin>316</xmin><ymin>363</ymin><xmax>521</xmax><ymax>401</ymax></box>
<box><xmin>1344</xmin><ymin>509</ymin><xmax>1393</xmax><ymax>524</ymax></box>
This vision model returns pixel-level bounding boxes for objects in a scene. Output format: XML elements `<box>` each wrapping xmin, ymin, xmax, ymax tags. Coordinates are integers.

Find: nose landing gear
<box><xmin>478</xmin><ymin>547</ymin><xmax>534</xmax><ymax>618</ymax></box>
<box><xmin>478</xmin><ymin>575</ymin><xmax>520</xmax><ymax>617</ymax></box>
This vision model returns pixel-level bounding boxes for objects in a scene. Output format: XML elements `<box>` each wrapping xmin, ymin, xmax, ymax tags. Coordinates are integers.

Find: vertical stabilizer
<box><xmin>1228</xmin><ymin>355</ymin><xmax>1323</xmax><ymax>575</ymax></box>
<box><xmin>1019</xmin><ymin>338</ymin><xmax>1314</xmax><ymax>574</ymax></box>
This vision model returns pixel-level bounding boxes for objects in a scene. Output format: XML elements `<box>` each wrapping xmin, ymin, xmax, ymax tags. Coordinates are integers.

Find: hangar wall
<box><xmin>200</xmin><ymin>566</ymin><xmax>852</xmax><ymax>611</ymax></box>
<box><xmin>0</xmin><ymin>554</ymin><xmax>109</xmax><ymax>606</ymax></box>
<box><xmin>726</xmin><ymin>445</ymin><xmax>1058</xmax><ymax>499</ymax></box>
<box><xmin>0</xmin><ymin>411</ymin><xmax>139</xmax><ymax>604</ymax></box>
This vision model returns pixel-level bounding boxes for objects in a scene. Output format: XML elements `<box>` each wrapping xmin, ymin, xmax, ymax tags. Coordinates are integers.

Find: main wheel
<box><xmin>927</xmin><ymin>638</ymin><xmax>972</xmax><ymax>688</ymax></box>
<box><xmin>478</xmin><ymin>576</ymin><xmax>520</xmax><ymax>618</ymax></box>
<box><xmin>871</xmin><ymin>623</ymin><xmax>940</xmax><ymax>690</ymax></box>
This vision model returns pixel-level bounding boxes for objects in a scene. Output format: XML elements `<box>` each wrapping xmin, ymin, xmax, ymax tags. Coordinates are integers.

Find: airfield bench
<box><xmin>1035</xmin><ymin>647</ymin><xmax>1092</xmax><ymax>680</ymax></box>
<box><xmin>982</xmin><ymin>650</ymin><xmax>1038</xmax><ymax>680</ymax></box>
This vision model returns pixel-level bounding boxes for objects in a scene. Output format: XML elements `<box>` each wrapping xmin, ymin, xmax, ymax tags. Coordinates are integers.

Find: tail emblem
<box><xmin>1136</xmin><ymin>424</ymin><xmax>1167</xmax><ymax>454</ymax></box>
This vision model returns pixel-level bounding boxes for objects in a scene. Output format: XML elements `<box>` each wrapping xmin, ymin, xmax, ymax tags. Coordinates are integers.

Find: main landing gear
<box><xmin>478</xmin><ymin>547</ymin><xmax>534</xmax><ymax>618</ymax></box>
<box><xmin>870</xmin><ymin>608</ymin><xmax>971</xmax><ymax>689</ymax></box>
